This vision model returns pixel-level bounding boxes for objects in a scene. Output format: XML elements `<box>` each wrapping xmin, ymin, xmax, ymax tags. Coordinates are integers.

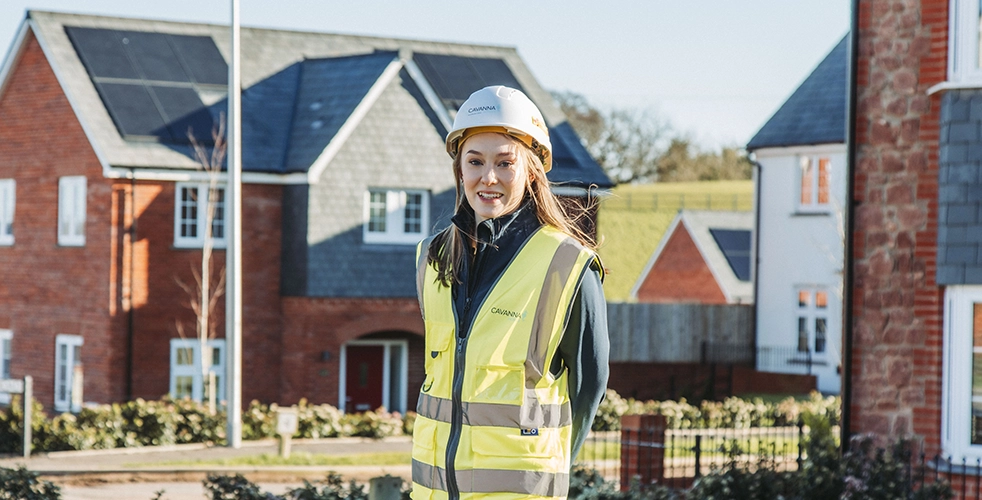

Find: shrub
<box><xmin>0</xmin><ymin>467</ymin><xmax>61</xmax><ymax>500</ymax></box>
<box><xmin>204</xmin><ymin>473</ymin><xmax>274</xmax><ymax>500</ymax></box>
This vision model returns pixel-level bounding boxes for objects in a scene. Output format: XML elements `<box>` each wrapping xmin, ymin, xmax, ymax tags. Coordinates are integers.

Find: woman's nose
<box><xmin>481</xmin><ymin>167</ymin><xmax>496</xmax><ymax>184</ymax></box>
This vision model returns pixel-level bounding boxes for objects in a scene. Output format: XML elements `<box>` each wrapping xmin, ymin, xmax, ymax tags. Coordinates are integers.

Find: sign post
<box><xmin>0</xmin><ymin>376</ymin><xmax>32</xmax><ymax>458</ymax></box>
<box><xmin>275</xmin><ymin>407</ymin><xmax>298</xmax><ymax>459</ymax></box>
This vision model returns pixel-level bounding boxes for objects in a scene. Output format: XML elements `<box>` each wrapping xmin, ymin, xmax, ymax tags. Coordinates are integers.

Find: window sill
<box><xmin>927</xmin><ymin>80</ymin><xmax>982</xmax><ymax>95</ymax></box>
<box><xmin>928</xmin><ymin>455</ymin><xmax>982</xmax><ymax>476</ymax></box>
<box><xmin>791</xmin><ymin>210</ymin><xmax>832</xmax><ymax>217</ymax></box>
<box><xmin>173</xmin><ymin>241</ymin><xmax>228</xmax><ymax>250</ymax></box>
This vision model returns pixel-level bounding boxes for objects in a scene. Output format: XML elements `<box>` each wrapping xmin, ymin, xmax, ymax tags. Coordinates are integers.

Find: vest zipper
<box><xmin>445</xmin><ymin>335</ymin><xmax>466</xmax><ymax>500</ymax></box>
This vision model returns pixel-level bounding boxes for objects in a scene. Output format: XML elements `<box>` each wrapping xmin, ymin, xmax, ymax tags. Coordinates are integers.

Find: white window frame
<box><xmin>169</xmin><ymin>338</ymin><xmax>226</xmax><ymax>402</ymax></box>
<box><xmin>338</xmin><ymin>339</ymin><xmax>409</xmax><ymax>414</ymax></box>
<box><xmin>53</xmin><ymin>334</ymin><xmax>83</xmax><ymax>413</ymax></box>
<box><xmin>362</xmin><ymin>188</ymin><xmax>429</xmax><ymax>245</ymax></box>
<box><xmin>58</xmin><ymin>176</ymin><xmax>86</xmax><ymax>246</ymax></box>
<box><xmin>796</xmin><ymin>155</ymin><xmax>832</xmax><ymax>214</ymax></box>
<box><xmin>942</xmin><ymin>285</ymin><xmax>982</xmax><ymax>460</ymax></box>
<box><xmin>0</xmin><ymin>179</ymin><xmax>14</xmax><ymax>245</ymax></box>
<box><xmin>174</xmin><ymin>182</ymin><xmax>227</xmax><ymax>249</ymax></box>
<box><xmin>795</xmin><ymin>287</ymin><xmax>830</xmax><ymax>357</ymax></box>
<box><xmin>0</xmin><ymin>330</ymin><xmax>11</xmax><ymax>405</ymax></box>
<box><xmin>949</xmin><ymin>0</ymin><xmax>982</xmax><ymax>83</ymax></box>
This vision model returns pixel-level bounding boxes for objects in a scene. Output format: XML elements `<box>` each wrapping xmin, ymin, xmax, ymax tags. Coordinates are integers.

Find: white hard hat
<box><xmin>445</xmin><ymin>85</ymin><xmax>553</xmax><ymax>172</ymax></box>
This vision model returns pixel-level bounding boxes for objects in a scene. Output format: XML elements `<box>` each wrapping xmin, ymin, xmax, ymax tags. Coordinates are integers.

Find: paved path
<box><xmin>0</xmin><ymin>437</ymin><xmax>413</xmax><ymax>499</ymax></box>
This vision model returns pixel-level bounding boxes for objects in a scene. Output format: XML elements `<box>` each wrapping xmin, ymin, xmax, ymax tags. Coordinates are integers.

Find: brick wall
<box><xmin>0</xmin><ymin>31</ymin><xmax>126</xmax><ymax>410</ymax></box>
<box><xmin>126</xmin><ymin>181</ymin><xmax>284</xmax><ymax>404</ymax></box>
<box><xmin>851</xmin><ymin>0</ymin><xmax>946</xmax><ymax>451</ymax></box>
<box><xmin>635</xmin><ymin>224</ymin><xmax>727</xmax><ymax>303</ymax></box>
<box><xmin>280</xmin><ymin>297</ymin><xmax>424</xmax><ymax>410</ymax></box>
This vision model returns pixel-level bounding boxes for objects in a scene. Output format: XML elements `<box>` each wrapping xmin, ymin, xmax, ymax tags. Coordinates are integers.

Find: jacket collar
<box><xmin>451</xmin><ymin>200</ymin><xmax>539</xmax><ymax>249</ymax></box>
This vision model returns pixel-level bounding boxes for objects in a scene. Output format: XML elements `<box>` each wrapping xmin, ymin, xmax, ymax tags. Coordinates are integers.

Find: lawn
<box><xmin>596</xmin><ymin>180</ymin><xmax>754</xmax><ymax>301</ymax></box>
<box><xmin>139</xmin><ymin>451</ymin><xmax>412</xmax><ymax>467</ymax></box>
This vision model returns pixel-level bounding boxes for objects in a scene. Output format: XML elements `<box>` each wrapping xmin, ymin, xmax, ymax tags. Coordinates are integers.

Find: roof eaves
<box><xmin>402</xmin><ymin>53</ymin><xmax>453</xmax><ymax>133</ymax></box>
<box><xmin>306</xmin><ymin>55</ymin><xmax>405</xmax><ymax>184</ymax></box>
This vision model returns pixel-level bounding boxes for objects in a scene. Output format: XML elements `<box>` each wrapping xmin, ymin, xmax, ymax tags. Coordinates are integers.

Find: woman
<box><xmin>412</xmin><ymin>85</ymin><xmax>609</xmax><ymax>500</ymax></box>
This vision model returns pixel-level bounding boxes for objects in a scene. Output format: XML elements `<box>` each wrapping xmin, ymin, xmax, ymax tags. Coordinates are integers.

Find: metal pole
<box><xmin>225</xmin><ymin>0</ymin><xmax>243</xmax><ymax>448</ymax></box>
<box><xmin>23</xmin><ymin>376</ymin><xmax>32</xmax><ymax>458</ymax></box>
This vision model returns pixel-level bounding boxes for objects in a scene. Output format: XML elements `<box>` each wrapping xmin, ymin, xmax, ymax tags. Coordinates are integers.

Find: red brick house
<box><xmin>847</xmin><ymin>0</ymin><xmax>982</xmax><ymax>483</ymax></box>
<box><xmin>630</xmin><ymin>210</ymin><xmax>753</xmax><ymax>305</ymax></box>
<box><xmin>0</xmin><ymin>11</ymin><xmax>610</xmax><ymax>413</ymax></box>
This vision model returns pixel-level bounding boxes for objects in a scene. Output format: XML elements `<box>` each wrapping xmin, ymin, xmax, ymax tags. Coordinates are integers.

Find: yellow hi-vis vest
<box><xmin>411</xmin><ymin>226</ymin><xmax>599</xmax><ymax>500</ymax></box>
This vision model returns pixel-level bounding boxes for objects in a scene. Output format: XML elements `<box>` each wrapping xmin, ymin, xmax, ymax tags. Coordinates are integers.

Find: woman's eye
<box><xmin>468</xmin><ymin>159</ymin><xmax>482</xmax><ymax>166</ymax></box>
<box><xmin>498</xmin><ymin>161</ymin><xmax>514</xmax><ymax>168</ymax></box>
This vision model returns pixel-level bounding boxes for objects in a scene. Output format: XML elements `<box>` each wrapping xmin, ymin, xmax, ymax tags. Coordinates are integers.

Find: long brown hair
<box><xmin>427</xmin><ymin>133</ymin><xmax>597</xmax><ymax>287</ymax></box>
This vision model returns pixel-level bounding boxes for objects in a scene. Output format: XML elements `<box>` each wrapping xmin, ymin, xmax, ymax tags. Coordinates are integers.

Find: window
<box><xmin>58</xmin><ymin>176</ymin><xmax>86</xmax><ymax>246</ymax></box>
<box><xmin>796</xmin><ymin>288</ymin><xmax>829</xmax><ymax>355</ymax></box>
<box><xmin>0</xmin><ymin>179</ymin><xmax>13</xmax><ymax>245</ymax></box>
<box><xmin>798</xmin><ymin>156</ymin><xmax>831</xmax><ymax>212</ymax></box>
<box><xmin>949</xmin><ymin>0</ymin><xmax>982</xmax><ymax>83</ymax></box>
<box><xmin>54</xmin><ymin>334</ymin><xmax>83</xmax><ymax>412</ymax></box>
<box><xmin>169</xmin><ymin>338</ymin><xmax>226</xmax><ymax>403</ymax></box>
<box><xmin>174</xmin><ymin>182</ymin><xmax>226</xmax><ymax>248</ymax></box>
<box><xmin>0</xmin><ymin>330</ymin><xmax>11</xmax><ymax>405</ymax></box>
<box><xmin>943</xmin><ymin>286</ymin><xmax>982</xmax><ymax>460</ymax></box>
<box><xmin>363</xmin><ymin>189</ymin><xmax>429</xmax><ymax>244</ymax></box>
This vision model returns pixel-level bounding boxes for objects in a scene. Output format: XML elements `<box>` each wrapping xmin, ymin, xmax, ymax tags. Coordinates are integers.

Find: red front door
<box><xmin>345</xmin><ymin>345</ymin><xmax>384</xmax><ymax>412</ymax></box>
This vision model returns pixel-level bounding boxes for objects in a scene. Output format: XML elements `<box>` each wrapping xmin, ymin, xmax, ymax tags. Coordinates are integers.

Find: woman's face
<box><xmin>460</xmin><ymin>132</ymin><xmax>530</xmax><ymax>224</ymax></box>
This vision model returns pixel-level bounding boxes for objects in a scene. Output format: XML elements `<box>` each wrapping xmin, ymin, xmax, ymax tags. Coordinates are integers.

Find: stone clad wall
<box><xmin>851</xmin><ymin>0</ymin><xmax>946</xmax><ymax>451</ymax></box>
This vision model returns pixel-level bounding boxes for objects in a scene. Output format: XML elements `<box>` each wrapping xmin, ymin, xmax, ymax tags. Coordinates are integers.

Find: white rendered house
<box><xmin>747</xmin><ymin>36</ymin><xmax>848</xmax><ymax>394</ymax></box>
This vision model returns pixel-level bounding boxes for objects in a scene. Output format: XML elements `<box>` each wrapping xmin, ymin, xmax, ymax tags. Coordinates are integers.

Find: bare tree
<box><xmin>175</xmin><ymin>119</ymin><xmax>227</xmax><ymax>410</ymax></box>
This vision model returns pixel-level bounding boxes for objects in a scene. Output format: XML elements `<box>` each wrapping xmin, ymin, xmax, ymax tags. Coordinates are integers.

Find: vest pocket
<box><xmin>471</xmin><ymin>426</ymin><xmax>561</xmax><ymax>460</ymax></box>
<box><xmin>470</xmin><ymin>364</ymin><xmax>524</xmax><ymax>405</ymax></box>
<box><xmin>423</xmin><ymin>321</ymin><xmax>453</xmax><ymax>394</ymax></box>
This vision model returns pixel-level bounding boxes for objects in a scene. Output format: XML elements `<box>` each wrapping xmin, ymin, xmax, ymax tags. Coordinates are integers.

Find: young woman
<box><xmin>412</xmin><ymin>86</ymin><xmax>609</xmax><ymax>500</ymax></box>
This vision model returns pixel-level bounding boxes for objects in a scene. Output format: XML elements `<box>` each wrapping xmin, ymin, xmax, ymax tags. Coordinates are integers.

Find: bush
<box><xmin>0</xmin><ymin>467</ymin><xmax>61</xmax><ymax>500</ymax></box>
<box><xmin>591</xmin><ymin>390</ymin><xmax>841</xmax><ymax>431</ymax></box>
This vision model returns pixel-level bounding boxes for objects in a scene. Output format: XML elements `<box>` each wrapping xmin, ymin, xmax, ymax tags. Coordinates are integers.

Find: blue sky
<box><xmin>0</xmin><ymin>1</ymin><xmax>850</xmax><ymax>149</ymax></box>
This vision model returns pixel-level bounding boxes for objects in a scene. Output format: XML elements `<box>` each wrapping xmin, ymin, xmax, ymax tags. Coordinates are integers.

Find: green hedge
<box><xmin>0</xmin><ymin>396</ymin><xmax>408</xmax><ymax>454</ymax></box>
<box><xmin>592</xmin><ymin>389</ymin><xmax>841</xmax><ymax>431</ymax></box>
<box><xmin>0</xmin><ymin>390</ymin><xmax>840</xmax><ymax>453</ymax></box>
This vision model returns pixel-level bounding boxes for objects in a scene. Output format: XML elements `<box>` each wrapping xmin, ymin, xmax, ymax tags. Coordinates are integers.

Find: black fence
<box><xmin>576</xmin><ymin>422</ymin><xmax>809</xmax><ymax>490</ymax></box>
<box><xmin>576</xmin><ymin>423</ymin><xmax>982</xmax><ymax>498</ymax></box>
<box><xmin>756</xmin><ymin>345</ymin><xmax>830</xmax><ymax>376</ymax></box>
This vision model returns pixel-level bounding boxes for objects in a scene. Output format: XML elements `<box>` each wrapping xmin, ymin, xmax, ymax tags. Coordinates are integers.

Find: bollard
<box><xmin>369</xmin><ymin>475</ymin><xmax>403</xmax><ymax>500</ymax></box>
<box><xmin>23</xmin><ymin>376</ymin><xmax>32</xmax><ymax>459</ymax></box>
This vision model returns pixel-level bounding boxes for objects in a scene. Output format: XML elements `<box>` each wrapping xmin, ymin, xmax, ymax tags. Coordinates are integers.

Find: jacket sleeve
<box><xmin>554</xmin><ymin>260</ymin><xmax>609</xmax><ymax>466</ymax></box>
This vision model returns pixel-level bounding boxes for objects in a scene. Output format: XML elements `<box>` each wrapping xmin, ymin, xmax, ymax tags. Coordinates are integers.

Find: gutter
<box><xmin>751</xmin><ymin>158</ymin><xmax>762</xmax><ymax>370</ymax></box>
<box><xmin>841</xmin><ymin>0</ymin><xmax>860</xmax><ymax>447</ymax></box>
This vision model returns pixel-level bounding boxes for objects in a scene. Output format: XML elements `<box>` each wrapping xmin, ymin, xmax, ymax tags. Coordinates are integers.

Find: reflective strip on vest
<box><xmin>412</xmin><ymin>459</ymin><xmax>570</xmax><ymax>497</ymax></box>
<box><xmin>417</xmin><ymin>392</ymin><xmax>571</xmax><ymax>428</ymax></box>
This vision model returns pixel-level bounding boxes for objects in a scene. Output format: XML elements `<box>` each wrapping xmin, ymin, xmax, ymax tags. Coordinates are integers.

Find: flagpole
<box><xmin>226</xmin><ymin>0</ymin><xmax>243</xmax><ymax>449</ymax></box>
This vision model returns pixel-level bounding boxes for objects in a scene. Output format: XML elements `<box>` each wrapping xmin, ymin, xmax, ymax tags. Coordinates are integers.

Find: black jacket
<box><xmin>448</xmin><ymin>203</ymin><xmax>609</xmax><ymax>462</ymax></box>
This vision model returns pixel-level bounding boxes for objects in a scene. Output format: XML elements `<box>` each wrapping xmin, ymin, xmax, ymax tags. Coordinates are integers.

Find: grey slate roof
<box><xmin>22</xmin><ymin>10</ymin><xmax>611</xmax><ymax>188</ymax></box>
<box><xmin>746</xmin><ymin>35</ymin><xmax>848</xmax><ymax>151</ymax></box>
<box><xmin>937</xmin><ymin>89</ymin><xmax>982</xmax><ymax>285</ymax></box>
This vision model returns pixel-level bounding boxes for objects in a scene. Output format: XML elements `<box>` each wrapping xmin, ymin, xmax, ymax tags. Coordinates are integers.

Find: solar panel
<box><xmin>65</xmin><ymin>27</ymin><xmax>140</xmax><ymax>80</ymax></box>
<box><xmin>709</xmin><ymin>229</ymin><xmax>752</xmax><ymax>281</ymax></box>
<box><xmin>117</xmin><ymin>30</ymin><xmax>189</xmax><ymax>82</ymax></box>
<box><xmin>169</xmin><ymin>35</ymin><xmax>228</xmax><ymax>85</ymax></box>
<box><xmin>65</xmin><ymin>26</ymin><xmax>227</xmax><ymax>144</ymax></box>
<box><xmin>151</xmin><ymin>86</ymin><xmax>215</xmax><ymax>143</ymax></box>
<box><xmin>95</xmin><ymin>82</ymin><xmax>171</xmax><ymax>139</ymax></box>
<box><xmin>412</xmin><ymin>53</ymin><xmax>524</xmax><ymax>110</ymax></box>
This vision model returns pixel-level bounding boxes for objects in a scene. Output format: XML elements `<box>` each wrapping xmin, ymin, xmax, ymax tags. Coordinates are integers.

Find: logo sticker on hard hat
<box><xmin>467</xmin><ymin>105</ymin><xmax>497</xmax><ymax>115</ymax></box>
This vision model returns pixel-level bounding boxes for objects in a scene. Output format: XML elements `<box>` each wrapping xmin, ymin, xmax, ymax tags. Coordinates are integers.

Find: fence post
<box><xmin>797</xmin><ymin>418</ymin><xmax>804</xmax><ymax>470</ymax></box>
<box><xmin>693</xmin><ymin>434</ymin><xmax>702</xmax><ymax>478</ymax></box>
<box><xmin>620</xmin><ymin>414</ymin><xmax>666</xmax><ymax>492</ymax></box>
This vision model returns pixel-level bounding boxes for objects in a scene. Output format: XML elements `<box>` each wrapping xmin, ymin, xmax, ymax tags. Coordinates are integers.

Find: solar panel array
<box><xmin>709</xmin><ymin>228</ymin><xmax>752</xmax><ymax>282</ymax></box>
<box><xmin>412</xmin><ymin>53</ymin><xmax>524</xmax><ymax>112</ymax></box>
<box><xmin>65</xmin><ymin>26</ymin><xmax>227</xmax><ymax>144</ymax></box>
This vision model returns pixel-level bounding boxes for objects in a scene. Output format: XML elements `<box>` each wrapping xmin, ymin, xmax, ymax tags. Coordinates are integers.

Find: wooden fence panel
<box><xmin>606</xmin><ymin>303</ymin><xmax>753</xmax><ymax>362</ymax></box>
